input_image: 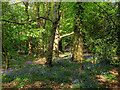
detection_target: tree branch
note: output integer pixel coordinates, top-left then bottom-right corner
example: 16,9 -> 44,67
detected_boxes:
2,16 -> 52,25
60,32 -> 74,39
2,19 -> 26,25
37,17 -> 52,22
56,2 -> 61,23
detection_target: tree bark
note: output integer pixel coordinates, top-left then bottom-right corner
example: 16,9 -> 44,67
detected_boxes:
53,29 -> 60,60
53,31 -> 74,59
72,26 -> 84,62
46,22 -> 57,67
3,42 -> 8,70
46,2 -> 60,67
23,2 -> 32,55
28,36 -> 33,55
72,2 -> 84,63
59,39 -> 63,52
35,3 -> 42,57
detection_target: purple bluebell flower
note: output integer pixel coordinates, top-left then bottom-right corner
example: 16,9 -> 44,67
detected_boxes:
73,79 -> 79,83
107,72 -> 109,74
14,76 -> 16,78
61,83 -> 64,86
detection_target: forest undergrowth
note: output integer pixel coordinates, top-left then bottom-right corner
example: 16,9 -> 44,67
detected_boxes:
2,53 -> 120,89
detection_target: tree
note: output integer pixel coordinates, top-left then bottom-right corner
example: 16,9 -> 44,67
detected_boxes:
52,28 -> 74,60
46,2 -> 61,67
72,2 -> 84,62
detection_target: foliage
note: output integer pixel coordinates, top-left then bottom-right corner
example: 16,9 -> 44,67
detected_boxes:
83,2 -> 118,64
2,2 -> 120,88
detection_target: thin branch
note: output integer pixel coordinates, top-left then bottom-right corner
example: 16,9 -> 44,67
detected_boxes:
56,2 -> 61,23
2,19 -> 26,25
60,32 -> 74,39
2,16 -> 52,25
37,17 -> 52,22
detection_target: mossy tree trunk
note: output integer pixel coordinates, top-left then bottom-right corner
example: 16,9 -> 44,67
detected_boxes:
2,26 -> 9,70
3,43 -> 8,70
72,26 -> 84,62
72,2 -> 84,62
46,2 -> 61,67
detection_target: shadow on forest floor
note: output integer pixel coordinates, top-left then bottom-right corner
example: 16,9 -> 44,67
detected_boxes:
2,53 -> 120,89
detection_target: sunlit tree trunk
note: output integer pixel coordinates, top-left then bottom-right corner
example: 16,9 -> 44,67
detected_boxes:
46,23 -> 57,66
72,2 -> 84,62
53,29 -> 74,60
46,2 -> 61,67
72,26 -> 84,62
53,29 -> 60,60
28,36 -> 33,55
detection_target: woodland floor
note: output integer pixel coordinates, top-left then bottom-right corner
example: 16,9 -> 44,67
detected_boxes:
1,52 -> 120,89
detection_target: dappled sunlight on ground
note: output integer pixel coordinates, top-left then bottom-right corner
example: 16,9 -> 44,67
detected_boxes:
2,53 -> 120,88
31,57 -> 47,65
95,68 -> 120,88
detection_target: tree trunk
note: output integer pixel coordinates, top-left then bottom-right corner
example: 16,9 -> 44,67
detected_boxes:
46,2 -> 60,67
2,34 -> 9,70
72,2 -> 84,62
53,30 -> 74,59
53,29 -> 60,60
28,36 -> 33,55
2,23 -> 9,70
3,43 -> 9,70
72,26 -> 84,62
23,2 -> 32,55
46,2 -> 58,67
46,23 -> 57,67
